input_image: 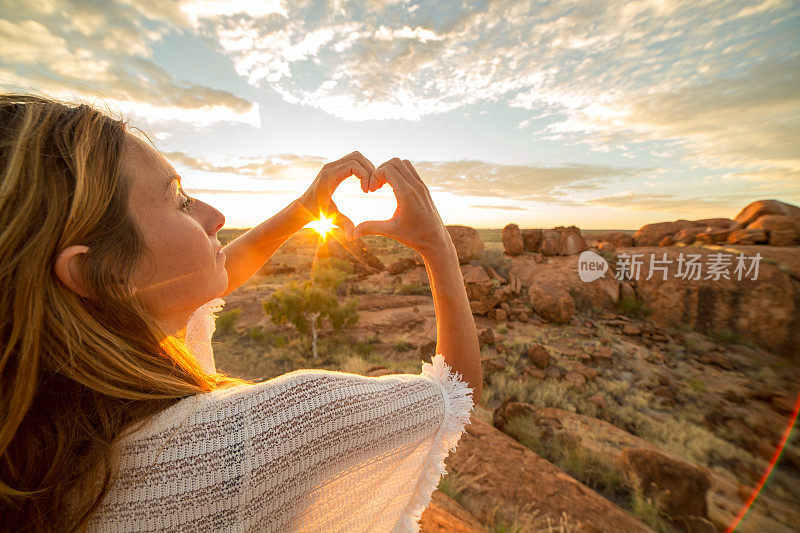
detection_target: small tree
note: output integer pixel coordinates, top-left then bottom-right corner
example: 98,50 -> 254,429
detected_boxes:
263,257 -> 359,359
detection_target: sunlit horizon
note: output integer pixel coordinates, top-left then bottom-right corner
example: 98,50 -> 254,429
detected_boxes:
1,1 -> 797,230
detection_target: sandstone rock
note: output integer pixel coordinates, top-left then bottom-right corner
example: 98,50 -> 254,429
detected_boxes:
523,366 -> 547,379
419,340 -> 437,358
673,227 -> 706,244
387,257 -> 416,275
584,232 -> 634,248
564,371 -> 587,387
562,360 -> 599,381
510,254 -> 619,311
485,267 -> 506,283
539,229 -> 561,256
695,229 -> 732,245
478,328 -> 495,347
619,281 -> 635,301
619,448 -> 711,521
528,283 -> 575,324
494,308 -> 507,322
447,417 -> 654,532
597,241 -> 615,253
769,228 -> 800,246
462,265 -> 506,315
622,323 -> 642,336
693,218 -> 734,230
521,228 -> 542,251
481,357 -> 506,377
658,235 -> 674,246
419,491 -> 486,532
544,366 -> 562,379
734,199 -> 800,228
461,264 -> 491,284
502,224 -> 524,256
446,225 -> 485,264
518,311 -> 528,322
555,225 -> 588,256
526,344 -> 551,368
588,393 -> 608,410
633,220 -> 698,246
726,228 -> 768,245
631,247 -> 800,357
748,214 -> 800,233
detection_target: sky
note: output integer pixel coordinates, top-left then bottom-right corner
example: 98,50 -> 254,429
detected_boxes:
1,0 -> 798,230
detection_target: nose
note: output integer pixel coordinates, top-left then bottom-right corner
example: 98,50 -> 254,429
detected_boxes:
197,198 -> 225,235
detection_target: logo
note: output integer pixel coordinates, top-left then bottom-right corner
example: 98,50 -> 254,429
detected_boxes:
578,250 -> 609,282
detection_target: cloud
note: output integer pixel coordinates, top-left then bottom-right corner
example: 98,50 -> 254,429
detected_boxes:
0,1 -> 258,126
164,150 -> 644,201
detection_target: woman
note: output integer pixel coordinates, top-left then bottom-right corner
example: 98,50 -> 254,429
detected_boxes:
0,93 -> 482,532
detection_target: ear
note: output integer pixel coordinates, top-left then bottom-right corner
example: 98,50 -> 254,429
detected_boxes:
54,245 -> 92,298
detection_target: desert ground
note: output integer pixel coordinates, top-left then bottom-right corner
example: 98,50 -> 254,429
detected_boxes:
212,199 -> 800,533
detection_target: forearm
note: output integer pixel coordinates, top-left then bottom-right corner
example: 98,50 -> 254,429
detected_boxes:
422,244 -> 483,403
220,199 -> 311,297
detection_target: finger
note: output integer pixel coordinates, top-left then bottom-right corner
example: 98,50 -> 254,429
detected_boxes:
402,159 -> 427,190
329,200 -> 355,239
352,218 -> 395,240
325,160 -> 371,193
370,163 -> 415,199
376,158 -> 420,196
327,151 -> 375,177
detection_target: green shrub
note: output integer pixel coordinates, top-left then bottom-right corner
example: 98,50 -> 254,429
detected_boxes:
215,309 -> 242,336
392,339 -> 414,352
396,283 -> 431,296
614,296 -> 652,319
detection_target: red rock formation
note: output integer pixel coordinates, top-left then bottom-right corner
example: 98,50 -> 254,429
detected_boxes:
446,225 -> 485,264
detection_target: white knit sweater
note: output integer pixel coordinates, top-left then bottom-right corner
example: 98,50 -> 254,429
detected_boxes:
86,298 -> 475,532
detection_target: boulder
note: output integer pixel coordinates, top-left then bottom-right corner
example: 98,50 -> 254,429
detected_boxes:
493,403 -> 800,533
521,228 -> 542,251
540,229 -> 561,256
631,246 -> 800,357
462,265 -> 505,315
564,371 -> 587,388
526,344 -> 551,368
769,229 -> 800,246
584,232 -> 634,248
509,254 -> 620,311
501,224 -> 524,256
673,227 -> 706,244
734,199 -> 800,228
633,220 -> 698,246
695,229 -> 732,245
748,214 -> 800,233
528,283 -> 575,324
619,448 -> 711,521
555,225 -> 588,256
446,225 -> 485,264
419,491 -> 486,532
693,218 -> 733,230
445,417 -> 655,532
387,257 -> 416,275
726,228 -> 768,245
658,235 -> 674,247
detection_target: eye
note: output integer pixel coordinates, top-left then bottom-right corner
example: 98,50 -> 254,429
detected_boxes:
178,190 -> 197,213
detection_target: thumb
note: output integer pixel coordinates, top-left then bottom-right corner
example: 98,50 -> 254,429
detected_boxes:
351,219 -> 392,240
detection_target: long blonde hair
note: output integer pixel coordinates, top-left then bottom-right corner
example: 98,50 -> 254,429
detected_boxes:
0,93 -> 251,531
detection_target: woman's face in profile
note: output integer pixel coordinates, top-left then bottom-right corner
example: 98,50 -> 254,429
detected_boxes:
122,133 -> 227,333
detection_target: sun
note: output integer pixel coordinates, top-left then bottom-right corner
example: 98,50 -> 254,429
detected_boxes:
308,212 -> 336,239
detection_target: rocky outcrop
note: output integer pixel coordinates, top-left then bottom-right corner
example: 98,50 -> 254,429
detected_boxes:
556,225 -> 588,256
584,231 -> 635,248
733,199 -> 800,229
501,224 -> 524,256
624,246 -> 800,357
509,253 -> 620,311
445,417 -> 655,532
619,448 -> 711,521
491,403 -> 800,533
419,491 -> 486,532
528,283 -> 575,324
462,265 -> 508,315
521,229 -> 542,251
446,225 -> 485,264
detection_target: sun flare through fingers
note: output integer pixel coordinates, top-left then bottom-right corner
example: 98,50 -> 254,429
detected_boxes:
308,212 -> 336,240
